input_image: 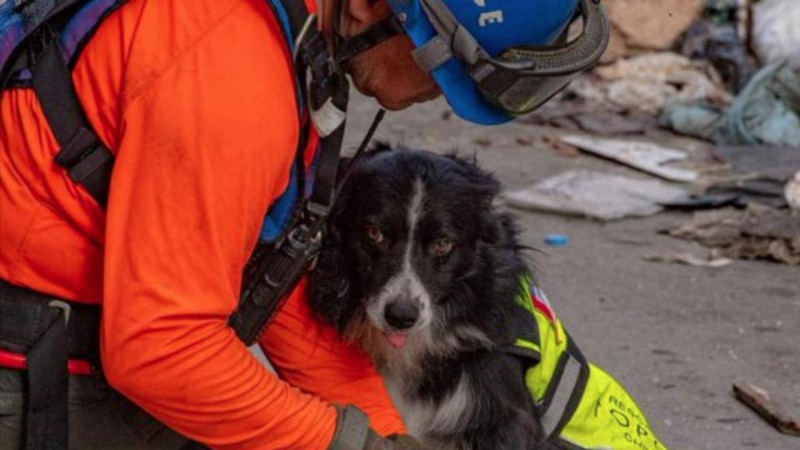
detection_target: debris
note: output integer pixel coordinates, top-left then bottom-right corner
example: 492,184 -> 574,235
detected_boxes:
523,99 -> 655,135
714,145 -> 800,183
660,63 -> 800,147
752,0 -> 800,70
602,0 -> 703,56
659,102 -> 724,141
787,172 -> 800,210
474,137 -> 492,148
680,20 -> 756,92
706,179 -> 787,209
583,52 -> 732,115
545,234 -> 570,247
560,134 -> 699,182
570,112 -> 654,136
541,134 -> 580,157
514,135 -> 534,146
716,63 -> 800,147
661,193 -> 747,211
701,144 -> 800,208
504,170 -> 688,221
644,252 -> 732,268
733,381 -> 800,436
523,100 -> 615,130
702,0 -> 740,23
666,205 -> 800,265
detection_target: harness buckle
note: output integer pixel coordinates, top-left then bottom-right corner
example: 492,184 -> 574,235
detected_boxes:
305,200 -> 331,219
48,300 -> 71,325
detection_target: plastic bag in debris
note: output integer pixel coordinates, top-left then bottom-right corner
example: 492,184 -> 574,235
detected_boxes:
717,63 -> 800,146
752,0 -> 800,70
660,102 -> 723,141
660,63 -> 800,146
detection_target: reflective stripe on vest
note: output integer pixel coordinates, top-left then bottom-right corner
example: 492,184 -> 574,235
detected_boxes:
514,278 -> 669,450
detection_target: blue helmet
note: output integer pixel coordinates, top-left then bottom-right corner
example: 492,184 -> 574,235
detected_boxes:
384,0 -> 610,124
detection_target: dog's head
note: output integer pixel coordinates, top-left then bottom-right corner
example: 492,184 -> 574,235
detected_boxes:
311,147 -> 525,364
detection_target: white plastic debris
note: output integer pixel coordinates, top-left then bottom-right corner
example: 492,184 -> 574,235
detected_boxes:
560,134 -> 700,182
753,0 -> 800,69
786,171 -> 800,210
504,170 -> 688,221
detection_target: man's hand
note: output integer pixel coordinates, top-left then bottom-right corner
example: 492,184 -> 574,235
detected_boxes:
329,405 -> 428,450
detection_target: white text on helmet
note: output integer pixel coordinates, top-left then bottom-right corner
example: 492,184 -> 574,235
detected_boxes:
472,0 -> 504,27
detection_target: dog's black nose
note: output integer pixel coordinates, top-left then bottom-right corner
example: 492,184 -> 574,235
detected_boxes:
384,301 -> 420,330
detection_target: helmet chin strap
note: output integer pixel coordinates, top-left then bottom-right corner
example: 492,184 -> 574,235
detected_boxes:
334,16 -> 404,63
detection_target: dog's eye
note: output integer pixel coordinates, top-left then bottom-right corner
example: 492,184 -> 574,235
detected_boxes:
431,237 -> 454,257
365,226 -> 385,244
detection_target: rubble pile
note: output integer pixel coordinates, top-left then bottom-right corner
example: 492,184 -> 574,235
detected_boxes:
509,0 -> 800,266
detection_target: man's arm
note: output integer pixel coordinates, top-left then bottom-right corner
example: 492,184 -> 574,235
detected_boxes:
261,278 -> 407,437
99,1 -> 338,447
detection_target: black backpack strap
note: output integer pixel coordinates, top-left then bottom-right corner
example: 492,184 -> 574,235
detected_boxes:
1,0 -> 85,89
29,26 -> 114,207
277,0 -> 310,40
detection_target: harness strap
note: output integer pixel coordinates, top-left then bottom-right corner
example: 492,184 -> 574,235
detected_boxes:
24,306 -> 69,450
0,280 -> 101,450
540,339 -> 590,444
229,108 -> 385,345
30,27 -> 114,207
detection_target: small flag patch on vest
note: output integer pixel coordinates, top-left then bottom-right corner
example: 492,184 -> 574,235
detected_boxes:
531,285 -> 557,325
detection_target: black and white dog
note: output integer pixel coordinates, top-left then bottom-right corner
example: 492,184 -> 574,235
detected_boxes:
310,146 -> 544,449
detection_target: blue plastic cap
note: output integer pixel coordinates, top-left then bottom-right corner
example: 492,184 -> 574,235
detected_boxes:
387,0 -> 579,125
545,233 -> 570,247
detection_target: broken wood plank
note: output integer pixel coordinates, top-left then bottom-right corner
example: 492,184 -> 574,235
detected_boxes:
733,381 -> 800,436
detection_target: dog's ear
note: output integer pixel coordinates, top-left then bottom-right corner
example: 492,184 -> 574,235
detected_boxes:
309,227 -> 353,331
446,153 -> 501,198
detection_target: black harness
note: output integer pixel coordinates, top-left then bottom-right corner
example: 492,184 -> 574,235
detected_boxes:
0,0 -> 395,448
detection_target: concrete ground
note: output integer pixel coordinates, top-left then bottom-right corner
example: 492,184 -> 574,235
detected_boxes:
342,93 -> 800,450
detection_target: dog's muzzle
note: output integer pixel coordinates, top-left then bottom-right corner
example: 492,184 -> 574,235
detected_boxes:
384,300 -> 421,330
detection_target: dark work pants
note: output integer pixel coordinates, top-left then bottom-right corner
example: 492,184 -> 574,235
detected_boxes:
0,368 -> 197,450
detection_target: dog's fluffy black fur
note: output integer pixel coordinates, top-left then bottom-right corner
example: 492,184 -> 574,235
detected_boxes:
310,146 -> 543,449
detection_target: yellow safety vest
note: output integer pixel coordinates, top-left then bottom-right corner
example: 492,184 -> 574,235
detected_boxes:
508,278 -> 669,450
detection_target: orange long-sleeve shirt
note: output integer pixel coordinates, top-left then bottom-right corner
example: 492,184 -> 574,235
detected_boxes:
0,0 -> 405,447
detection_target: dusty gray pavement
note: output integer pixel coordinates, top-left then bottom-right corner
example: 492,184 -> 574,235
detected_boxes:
342,92 -> 800,450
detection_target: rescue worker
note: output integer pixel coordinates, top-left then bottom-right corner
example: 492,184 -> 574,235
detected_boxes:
0,0 -> 609,449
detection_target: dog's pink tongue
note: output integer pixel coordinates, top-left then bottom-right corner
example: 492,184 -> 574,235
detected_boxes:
385,333 -> 408,348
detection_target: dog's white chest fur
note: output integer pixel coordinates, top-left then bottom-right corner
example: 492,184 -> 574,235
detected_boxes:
384,371 -> 474,446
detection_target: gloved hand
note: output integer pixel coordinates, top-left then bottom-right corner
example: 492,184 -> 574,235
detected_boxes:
328,405 -> 428,450
363,432 -> 426,450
